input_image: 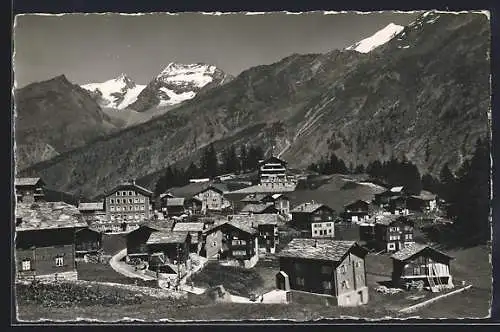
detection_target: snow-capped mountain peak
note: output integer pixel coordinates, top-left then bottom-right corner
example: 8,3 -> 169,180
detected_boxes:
346,22 -> 404,53
157,62 -> 218,88
81,73 -> 146,110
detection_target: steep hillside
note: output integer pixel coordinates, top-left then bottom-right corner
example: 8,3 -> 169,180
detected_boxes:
14,75 -> 118,170
20,12 -> 490,198
280,12 -> 490,174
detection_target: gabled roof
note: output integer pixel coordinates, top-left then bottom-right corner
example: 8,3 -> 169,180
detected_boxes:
159,192 -> 175,199
271,193 -> 288,200
241,193 -> 268,203
390,186 -> 405,193
166,197 -> 185,207
374,215 -> 411,226
409,191 -> 437,201
15,202 -> 87,231
391,243 -> 453,261
211,220 -> 258,235
146,231 -> 189,245
15,177 -> 44,187
173,222 -> 205,232
291,202 -> 333,214
78,202 -> 104,211
240,203 -> 276,214
105,182 -> 153,197
345,199 -> 370,209
278,239 -> 365,262
228,213 -> 282,226
260,156 -> 288,165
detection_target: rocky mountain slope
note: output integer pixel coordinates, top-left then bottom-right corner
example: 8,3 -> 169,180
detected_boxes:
20,12 -> 490,198
14,75 -> 118,170
127,63 -> 234,112
81,73 -> 146,110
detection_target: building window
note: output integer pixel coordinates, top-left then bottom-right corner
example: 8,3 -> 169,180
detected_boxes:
296,277 -> 305,286
232,240 -> 246,246
232,250 -> 246,256
328,229 -> 332,233
213,241 -> 217,247
128,199 -> 132,204
388,243 -> 396,250
110,199 -> 115,204
134,198 -> 139,203
116,192 -> 121,196
116,198 -> 121,204
129,191 -> 133,196
405,234 -> 413,240
314,230 -> 318,235
355,261 -> 362,268
339,265 -> 346,274
322,281 -> 332,290
321,265 -> 333,274
110,206 -> 115,212
21,259 -> 31,271
116,206 -> 121,212
55,256 -> 64,267
342,280 -> 350,289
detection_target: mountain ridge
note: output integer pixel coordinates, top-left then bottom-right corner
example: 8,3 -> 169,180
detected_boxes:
18,12 -> 490,198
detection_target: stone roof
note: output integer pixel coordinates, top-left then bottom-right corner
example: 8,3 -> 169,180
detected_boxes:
15,201 -> 87,231
228,213 -> 282,226
291,202 -> 332,214
241,193 -> 268,203
15,177 -> 43,187
391,243 -> 453,261
146,231 -> 189,245
172,222 -> 205,232
105,182 -> 153,197
240,203 -> 275,213
166,197 -> 185,207
78,202 -> 104,211
390,186 -> 405,193
278,239 -> 358,262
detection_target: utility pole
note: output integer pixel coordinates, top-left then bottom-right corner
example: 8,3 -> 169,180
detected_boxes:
177,244 -> 181,288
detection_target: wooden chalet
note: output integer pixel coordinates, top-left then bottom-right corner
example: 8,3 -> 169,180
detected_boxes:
103,181 -> 153,223
185,197 -> 203,215
172,222 -> 205,253
373,186 -> 406,208
391,244 -> 454,292
277,239 -> 369,306
406,191 -> 438,212
75,228 -> 102,259
291,202 -> 336,232
15,202 -> 88,281
162,197 -> 186,217
228,214 -> 282,254
125,222 -> 174,261
373,215 -> 415,252
208,219 -> 259,268
78,202 -> 106,223
240,202 -> 279,215
388,196 -> 410,216
146,231 -> 191,265
194,184 -> 232,213
15,177 -> 45,203
343,200 -> 371,223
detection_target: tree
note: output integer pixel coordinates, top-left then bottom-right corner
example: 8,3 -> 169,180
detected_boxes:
200,143 -> 218,178
185,162 -> 200,180
439,163 -> 456,202
422,173 -> 439,193
239,144 -> 248,172
354,164 -> 365,174
223,145 -> 240,174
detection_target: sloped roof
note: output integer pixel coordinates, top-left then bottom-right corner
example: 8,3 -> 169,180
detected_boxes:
260,156 -> 288,165
228,213 -> 282,226
15,177 -> 43,187
173,222 -> 205,232
166,197 -> 185,207
230,183 -> 297,194
271,193 -> 288,200
78,202 -> 104,211
391,243 -> 453,261
374,215 -> 403,226
105,182 -> 153,197
345,199 -> 370,209
410,191 -> 437,201
278,239 -> 360,262
291,202 -> 332,214
241,193 -> 268,203
390,186 -> 405,193
159,192 -> 175,199
15,201 -> 87,231
240,203 -> 276,214
211,220 -> 257,235
146,231 -> 189,245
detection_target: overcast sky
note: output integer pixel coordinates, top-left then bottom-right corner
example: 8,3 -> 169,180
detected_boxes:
13,11 -> 420,87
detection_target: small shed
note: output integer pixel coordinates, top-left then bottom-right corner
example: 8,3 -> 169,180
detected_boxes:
276,270 -> 290,291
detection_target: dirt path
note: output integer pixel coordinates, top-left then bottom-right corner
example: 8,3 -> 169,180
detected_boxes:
109,249 -> 155,281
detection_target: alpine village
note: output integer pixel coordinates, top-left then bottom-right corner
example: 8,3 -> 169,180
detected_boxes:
13,11 -> 492,321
